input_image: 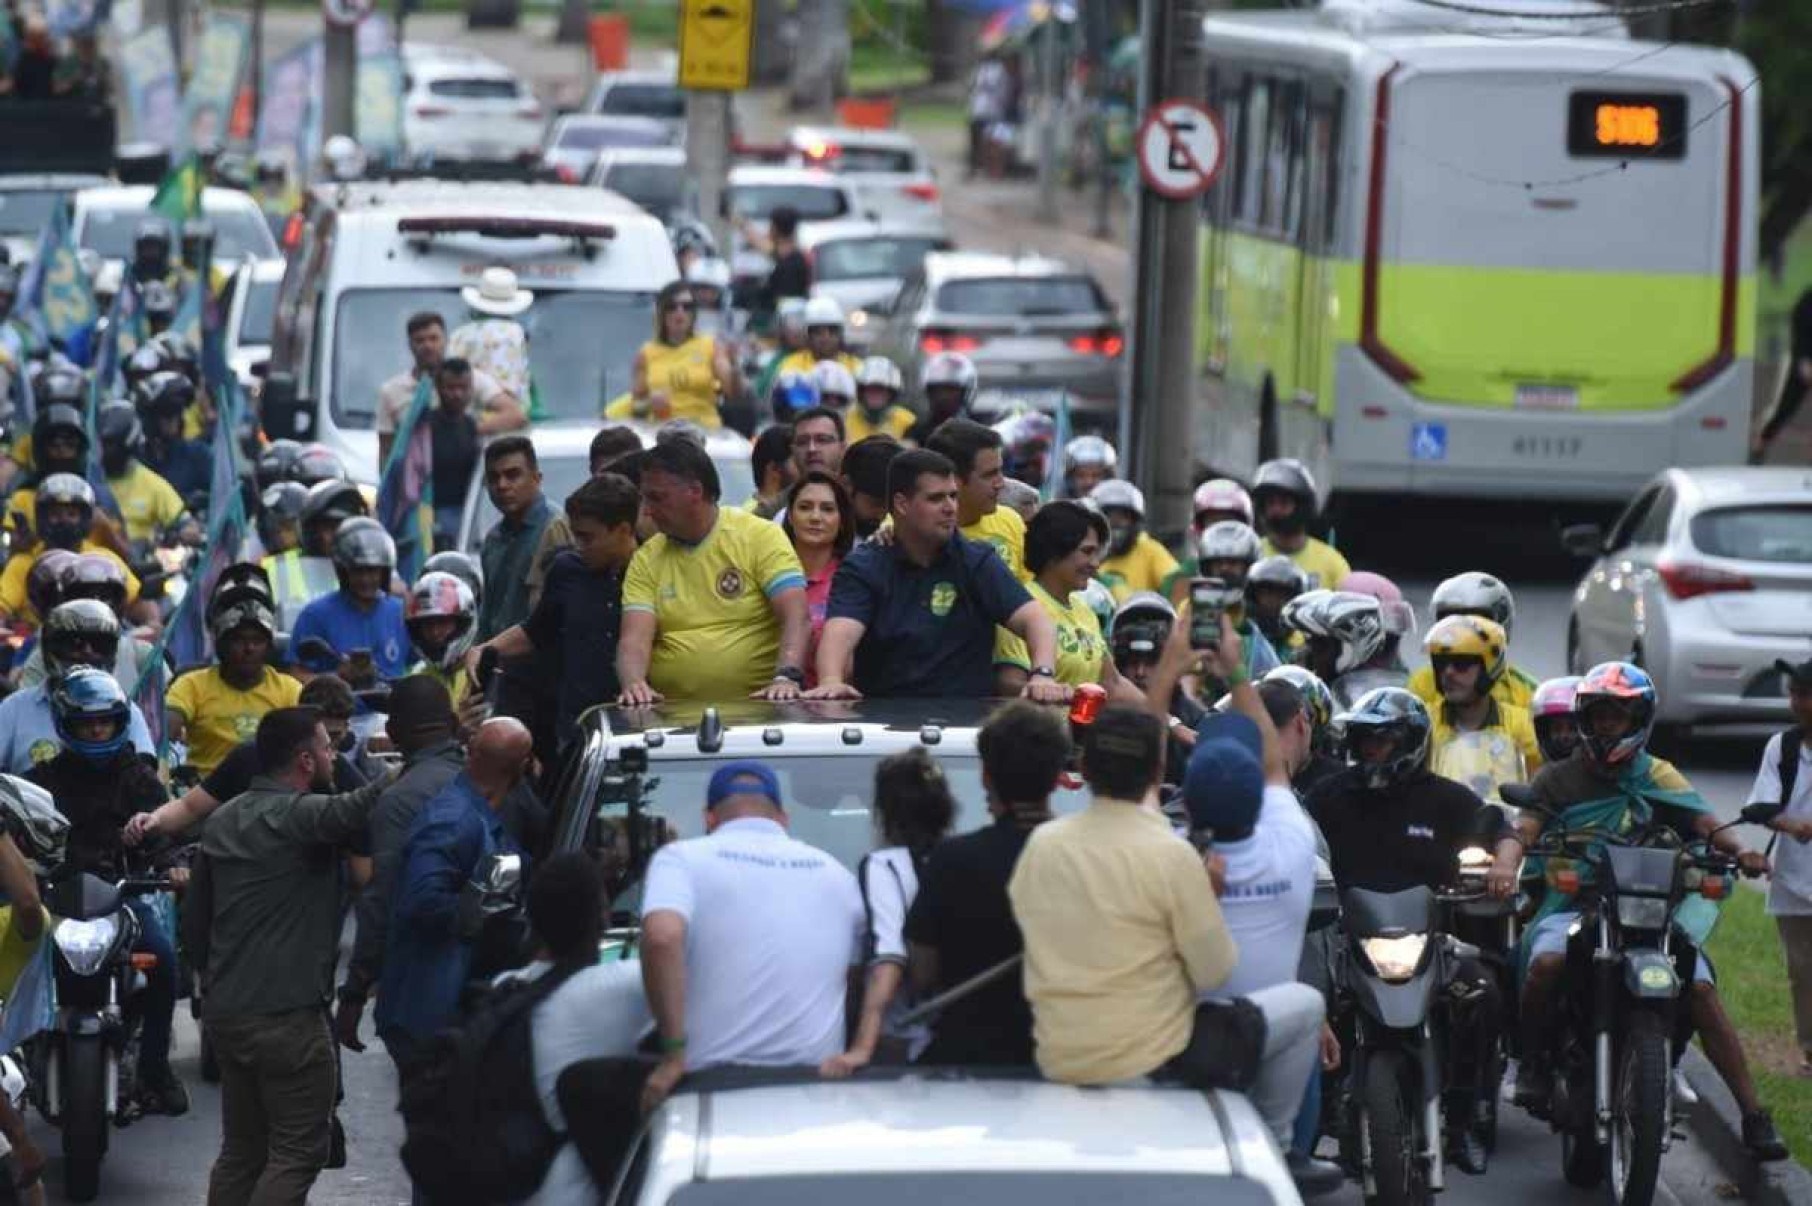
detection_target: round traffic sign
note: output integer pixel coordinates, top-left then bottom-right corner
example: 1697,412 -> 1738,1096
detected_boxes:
1136,100 -> 1225,200
322,0 -> 373,26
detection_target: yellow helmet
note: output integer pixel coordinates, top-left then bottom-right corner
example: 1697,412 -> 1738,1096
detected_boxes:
1423,614 -> 1508,688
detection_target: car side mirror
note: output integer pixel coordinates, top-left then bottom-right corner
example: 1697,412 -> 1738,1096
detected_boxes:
259,371 -> 312,440
1740,801 -> 1787,826
1560,523 -> 1605,558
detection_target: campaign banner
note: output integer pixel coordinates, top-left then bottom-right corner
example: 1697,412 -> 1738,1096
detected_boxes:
357,51 -> 405,159
118,24 -> 178,145
256,40 -> 317,173
178,11 -> 252,157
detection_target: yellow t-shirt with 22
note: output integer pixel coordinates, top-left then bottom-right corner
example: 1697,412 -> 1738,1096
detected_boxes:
166,666 -> 302,775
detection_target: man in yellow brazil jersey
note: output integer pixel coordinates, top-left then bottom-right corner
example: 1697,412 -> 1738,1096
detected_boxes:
1251,458 -> 1349,590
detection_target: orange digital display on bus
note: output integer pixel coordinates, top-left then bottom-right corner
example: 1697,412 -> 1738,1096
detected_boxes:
1568,91 -> 1686,160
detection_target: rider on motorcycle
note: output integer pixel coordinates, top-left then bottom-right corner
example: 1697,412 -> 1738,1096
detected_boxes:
1246,555 -> 1309,654
1251,459 -> 1349,589
1280,589 -> 1398,708
1305,687 -> 1522,1174
1263,664 -> 1341,794
848,356 -> 916,442
1510,662 -> 1788,1161
1335,571 -> 1415,672
1530,676 -> 1583,764
1090,480 -> 1179,602
405,571 -> 479,706
1059,435 -> 1117,500
1422,615 -> 1541,803
1409,572 -> 1540,712
906,352 -> 978,445
28,667 -> 187,1116
1108,591 -> 1203,772
1171,521 -> 1280,686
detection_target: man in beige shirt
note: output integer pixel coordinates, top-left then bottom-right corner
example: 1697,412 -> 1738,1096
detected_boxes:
377,312 -> 524,467
1010,687 -> 1333,1193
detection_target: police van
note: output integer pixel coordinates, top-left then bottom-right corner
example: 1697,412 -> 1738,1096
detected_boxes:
261,178 -> 678,483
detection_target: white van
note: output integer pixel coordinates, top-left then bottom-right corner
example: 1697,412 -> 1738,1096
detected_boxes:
262,179 -> 677,484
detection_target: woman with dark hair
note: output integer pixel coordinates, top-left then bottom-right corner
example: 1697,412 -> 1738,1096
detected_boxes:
824,748 -> 956,1076
780,470 -> 854,687
997,501 -> 1143,700
620,280 -> 737,427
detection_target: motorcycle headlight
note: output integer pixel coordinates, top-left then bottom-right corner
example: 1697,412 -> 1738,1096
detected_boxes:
1616,895 -> 1671,932
52,916 -> 120,977
1360,933 -> 1429,984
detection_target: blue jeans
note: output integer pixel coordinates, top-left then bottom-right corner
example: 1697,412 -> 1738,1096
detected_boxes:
126,897 -> 177,1074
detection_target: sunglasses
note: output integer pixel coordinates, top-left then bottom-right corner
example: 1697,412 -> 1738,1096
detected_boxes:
664,300 -> 697,313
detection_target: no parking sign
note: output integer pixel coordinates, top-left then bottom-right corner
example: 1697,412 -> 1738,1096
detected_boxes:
1136,100 -> 1225,200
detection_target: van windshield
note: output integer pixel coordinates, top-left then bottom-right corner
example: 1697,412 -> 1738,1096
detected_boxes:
330,288 -> 655,428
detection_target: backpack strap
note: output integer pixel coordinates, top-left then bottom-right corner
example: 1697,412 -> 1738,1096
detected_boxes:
1782,729 -> 1802,811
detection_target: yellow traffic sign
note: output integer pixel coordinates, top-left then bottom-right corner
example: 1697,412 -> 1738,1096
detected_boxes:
678,0 -> 753,91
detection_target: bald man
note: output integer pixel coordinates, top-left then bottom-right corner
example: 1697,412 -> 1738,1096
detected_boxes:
377,715 -> 535,1070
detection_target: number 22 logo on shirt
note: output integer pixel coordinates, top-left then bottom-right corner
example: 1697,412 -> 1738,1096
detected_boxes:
929,582 -> 956,617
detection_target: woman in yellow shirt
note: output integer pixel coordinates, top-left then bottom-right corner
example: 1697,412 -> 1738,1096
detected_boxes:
996,500 -> 1144,701
626,281 -> 738,428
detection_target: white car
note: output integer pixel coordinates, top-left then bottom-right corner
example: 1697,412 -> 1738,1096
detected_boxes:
402,56 -> 544,164
541,115 -> 676,181
589,147 -> 694,226
802,221 -> 952,348
0,173 -> 107,266
71,185 -> 279,276
784,125 -> 944,227
1564,467 -> 1812,730
584,68 -> 686,136
612,1072 -> 1303,1206
225,257 -> 285,396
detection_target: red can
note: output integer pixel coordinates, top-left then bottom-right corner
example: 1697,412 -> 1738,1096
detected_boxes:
1068,682 -> 1108,727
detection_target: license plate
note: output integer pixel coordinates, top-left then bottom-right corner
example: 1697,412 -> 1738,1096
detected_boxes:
1515,383 -> 1579,411
1510,435 -> 1583,458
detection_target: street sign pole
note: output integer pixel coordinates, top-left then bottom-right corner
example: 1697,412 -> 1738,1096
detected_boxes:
1125,0 -> 1214,545
680,0 -> 754,264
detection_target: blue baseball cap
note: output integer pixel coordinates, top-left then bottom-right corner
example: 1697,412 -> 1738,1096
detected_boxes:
1183,713 -> 1265,842
706,759 -> 784,809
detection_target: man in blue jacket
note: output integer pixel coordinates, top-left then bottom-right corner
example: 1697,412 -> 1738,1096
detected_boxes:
376,716 -> 534,1073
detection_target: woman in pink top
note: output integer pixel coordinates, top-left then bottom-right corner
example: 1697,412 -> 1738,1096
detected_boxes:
781,470 -> 855,687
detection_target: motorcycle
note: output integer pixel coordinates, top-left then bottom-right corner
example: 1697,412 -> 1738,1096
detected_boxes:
1330,852 -> 1497,1206
29,863 -> 177,1202
1504,786 -> 1782,1206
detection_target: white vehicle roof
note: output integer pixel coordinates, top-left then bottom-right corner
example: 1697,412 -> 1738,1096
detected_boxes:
594,146 -> 688,169
788,125 -> 922,154
726,165 -> 855,191
799,218 -> 949,246
74,184 -> 265,216
407,55 -> 524,84
921,249 -> 1079,281
1658,466 -> 1812,510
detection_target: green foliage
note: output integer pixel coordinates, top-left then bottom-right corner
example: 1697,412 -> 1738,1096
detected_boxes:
1704,887 -> 1809,1160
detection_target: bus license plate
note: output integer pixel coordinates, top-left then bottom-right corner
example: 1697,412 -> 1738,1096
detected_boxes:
1515,384 -> 1579,411
1511,435 -> 1583,459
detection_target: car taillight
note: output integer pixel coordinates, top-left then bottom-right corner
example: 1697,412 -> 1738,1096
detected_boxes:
553,164 -> 578,184
412,104 -> 451,119
1657,556 -> 1752,600
801,139 -> 839,164
920,330 -> 981,355
1068,328 -> 1125,357
903,181 -> 940,202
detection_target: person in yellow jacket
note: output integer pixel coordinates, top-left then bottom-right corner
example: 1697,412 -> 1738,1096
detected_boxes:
1408,571 -> 1540,712
614,279 -> 738,428
1089,479 -> 1178,603
848,355 -> 917,442
774,295 -> 861,378
1423,614 -> 1541,804
1251,457 -> 1349,590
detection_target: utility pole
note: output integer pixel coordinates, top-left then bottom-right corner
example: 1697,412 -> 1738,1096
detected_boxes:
1125,0 -> 1209,543
322,14 -> 357,143
1036,19 -> 1059,223
688,93 -> 733,258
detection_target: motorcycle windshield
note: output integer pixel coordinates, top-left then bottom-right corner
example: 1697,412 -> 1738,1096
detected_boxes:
1605,845 -> 1680,897
1430,729 -> 1527,806
1340,885 -> 1435,938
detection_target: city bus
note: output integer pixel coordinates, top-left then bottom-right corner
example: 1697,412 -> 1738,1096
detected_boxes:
1192,1 -> 1760,512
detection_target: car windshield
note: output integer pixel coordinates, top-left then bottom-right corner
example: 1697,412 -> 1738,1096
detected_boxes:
428,76 -> 521,100
468,451 -> 756,543
80,203 -> 278,263
0,189 -> 63,236
813,236 -> 945,282
936,276 -> 1107,316
597,82 -> 684,120
599,751 -> 1088,875
727,184 -> 849,222
1690,504 -> 1812,563
329,287 -> 654,429
667,1172 -> 1272,1206
561,122 -> 669,150
602,164 -> 689,216
236,275 -> 280,346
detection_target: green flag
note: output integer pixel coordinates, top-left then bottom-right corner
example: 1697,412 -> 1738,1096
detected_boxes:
150,158 -> 204,224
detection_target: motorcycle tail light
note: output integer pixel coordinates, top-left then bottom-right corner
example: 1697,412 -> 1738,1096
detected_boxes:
1550,865 -> 1581,895
1700,875 -> 1729,901
130,952 -> 159,972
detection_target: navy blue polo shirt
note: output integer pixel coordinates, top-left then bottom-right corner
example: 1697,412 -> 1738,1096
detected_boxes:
828,534 -> 1031,697
523,550 -> 623,750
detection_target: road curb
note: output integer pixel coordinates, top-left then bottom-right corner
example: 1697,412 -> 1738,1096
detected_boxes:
1679,1046 -> 1812,1204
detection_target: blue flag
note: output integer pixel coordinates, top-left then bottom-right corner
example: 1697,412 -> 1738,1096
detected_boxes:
162,378 -> 247,678
17,199 -> 98,368
376,377 -> 436,583
1041,389 -> 1074,503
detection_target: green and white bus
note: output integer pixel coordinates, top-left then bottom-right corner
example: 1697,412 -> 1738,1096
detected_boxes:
1193,3 -> 1759,508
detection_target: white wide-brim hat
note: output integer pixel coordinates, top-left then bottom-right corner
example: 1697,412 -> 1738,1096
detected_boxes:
460,266 -> 534,317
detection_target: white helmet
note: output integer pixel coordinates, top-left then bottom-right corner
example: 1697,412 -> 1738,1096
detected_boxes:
922,351 -> 978,411
685,255 -> 732,293
0,774 -> 68,872
1281,589 -> 1386,676
776,296 -> 809,332
1429,571 -> 1516,637
1088,478 -> 1145,519
1197,521 -> 1262,569
322,134 -> 365,181
811,359 -> 856,403
1062,435 -> 1118,476
1192,478 -> 1254,527
802,295 -> 846,333
854,355 -> 903,394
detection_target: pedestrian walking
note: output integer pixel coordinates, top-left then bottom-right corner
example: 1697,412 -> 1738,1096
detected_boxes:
1753,657 -> 1812,1074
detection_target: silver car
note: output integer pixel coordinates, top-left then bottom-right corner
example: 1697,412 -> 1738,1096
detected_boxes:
611,1071 -> 1303,1205
873,251 -> 1125,423
802,222 -> 952,350
1563,467 -> 1812,728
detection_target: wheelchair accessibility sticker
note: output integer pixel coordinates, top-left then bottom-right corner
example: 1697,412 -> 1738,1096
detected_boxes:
1410,422 -> 1448,462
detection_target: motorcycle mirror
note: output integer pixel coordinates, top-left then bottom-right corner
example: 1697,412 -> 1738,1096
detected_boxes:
1739,801 -> 1786,826
1499,783 -> 1547,816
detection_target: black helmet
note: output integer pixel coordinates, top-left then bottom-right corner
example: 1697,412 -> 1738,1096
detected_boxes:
25,550 -> 78,621
1338,687 -> 1432,791
332,516 -> 397,576
258,481 -> 307,549
210,598 -> 276,648
62,553 -> 129,614
290,444 -> 348,489
149,331 -> 199,381
207,562 -> 276,625
33,473 -> 95,551
31,362 -> 86,409
31,403 -> 89,469
122,342 -> 170,390
301,478 -> 366,532
132,217 -> 173,268
420,550 -> 484,605
180,218 -> 216,264
1108,591 -> 1177,665
41,598 -> 121,680
141,279 -> 179,324
97,400 -> 144,473
1250,458 -> 1319,538
131,369 -> 196,422
255,439 -> 304,491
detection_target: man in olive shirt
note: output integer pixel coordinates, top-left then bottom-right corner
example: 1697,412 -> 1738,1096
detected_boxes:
185,707 -> 389,1206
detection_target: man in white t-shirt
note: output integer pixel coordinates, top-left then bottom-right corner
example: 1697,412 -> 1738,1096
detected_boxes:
1752,657 -> 1812,1073
377,311 -> 521,467
638,759 -> 864,1113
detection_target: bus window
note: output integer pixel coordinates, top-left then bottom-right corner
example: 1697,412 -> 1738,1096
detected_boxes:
1237,79 -> 1270,227
1263,81 -> 1301,236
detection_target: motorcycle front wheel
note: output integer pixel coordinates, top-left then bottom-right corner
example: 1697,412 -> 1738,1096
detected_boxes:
1606,1012 -> 1670,1206
60,1036 -> 109,1202
1361,1048 -> 1432,1206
